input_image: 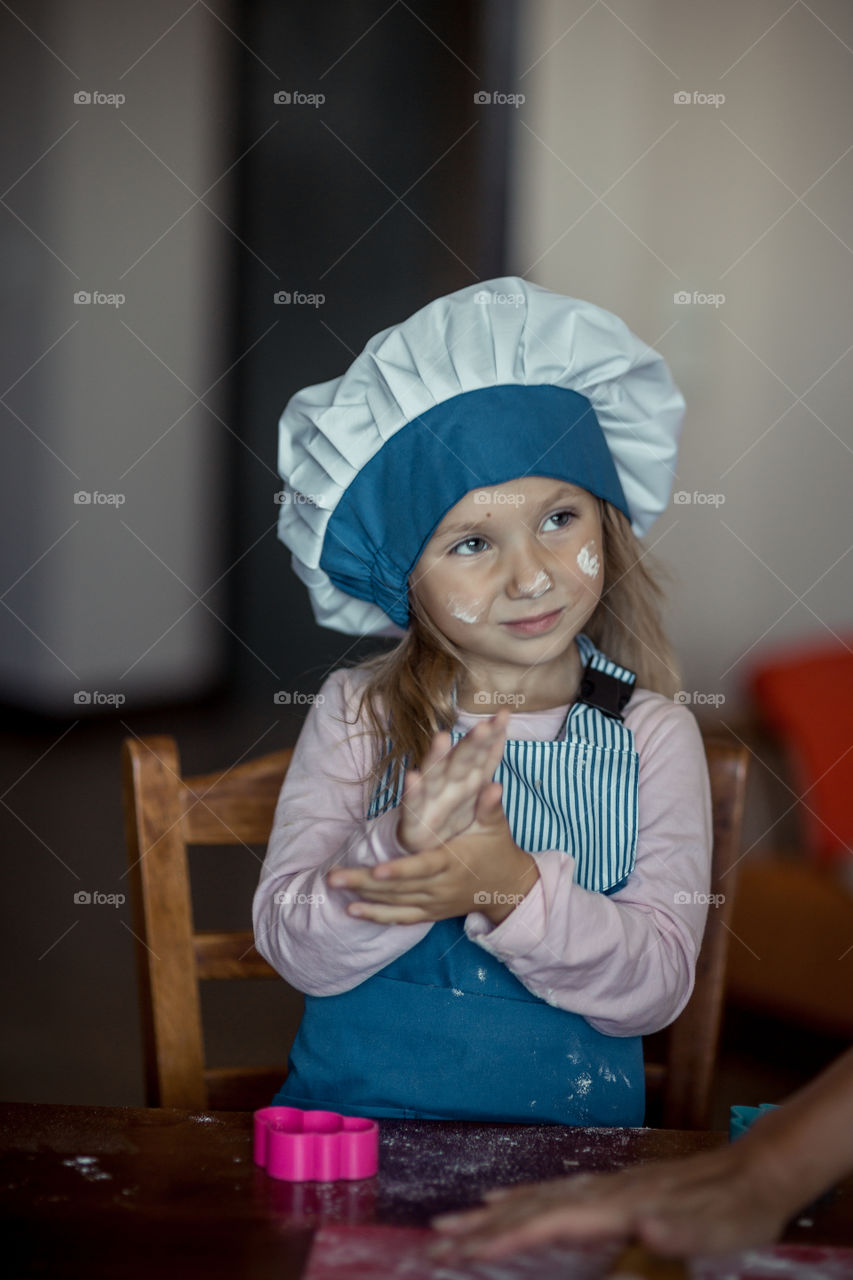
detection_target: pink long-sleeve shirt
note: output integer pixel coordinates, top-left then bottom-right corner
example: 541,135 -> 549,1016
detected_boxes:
252,666 -> 713,1037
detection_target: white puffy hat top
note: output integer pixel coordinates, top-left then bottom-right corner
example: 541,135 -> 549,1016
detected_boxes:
276,276 -> 685,637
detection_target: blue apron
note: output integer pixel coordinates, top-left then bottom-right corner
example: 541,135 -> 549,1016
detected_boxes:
272,633 -> 644,1125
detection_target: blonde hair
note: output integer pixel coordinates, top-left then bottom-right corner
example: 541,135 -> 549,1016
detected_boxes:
337,498 -> 681,808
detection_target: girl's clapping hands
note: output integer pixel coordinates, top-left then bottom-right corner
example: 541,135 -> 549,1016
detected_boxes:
327,710 -> 538,925
395,710 -> 510,854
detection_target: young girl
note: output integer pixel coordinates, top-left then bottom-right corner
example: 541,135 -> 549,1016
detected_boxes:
252,276 -> 713,1127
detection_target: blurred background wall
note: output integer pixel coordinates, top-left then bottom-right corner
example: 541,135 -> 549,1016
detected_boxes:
0,0 -> 231,713
1,0 -> 851,1112
508,0 -> 853,703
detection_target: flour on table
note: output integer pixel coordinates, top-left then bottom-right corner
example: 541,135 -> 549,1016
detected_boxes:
61,1156 -> 111,1182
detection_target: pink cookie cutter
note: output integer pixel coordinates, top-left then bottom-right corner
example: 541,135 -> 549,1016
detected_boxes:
253,1106 -> 379,1182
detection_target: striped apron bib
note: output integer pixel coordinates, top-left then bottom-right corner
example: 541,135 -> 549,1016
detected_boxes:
272,632 -> 644,1125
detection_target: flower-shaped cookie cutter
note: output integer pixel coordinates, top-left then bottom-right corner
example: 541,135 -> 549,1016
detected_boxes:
253,1106 -> 379,1181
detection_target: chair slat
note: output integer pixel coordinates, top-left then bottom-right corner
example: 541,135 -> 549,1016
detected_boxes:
180,749 -> 293,845
204,1065 -> 288,1112
194,931 -> 279,980
660,738 -> 749,1129
122,736 -> 208,1111
643,1062 -> 666,1090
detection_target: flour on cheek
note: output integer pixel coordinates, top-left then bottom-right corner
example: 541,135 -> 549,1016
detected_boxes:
576,540 -> 601,579
446,593 -> 486,624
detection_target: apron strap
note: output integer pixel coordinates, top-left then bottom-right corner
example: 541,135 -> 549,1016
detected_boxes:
368,633 -> 638,816
574,633 -> 636,723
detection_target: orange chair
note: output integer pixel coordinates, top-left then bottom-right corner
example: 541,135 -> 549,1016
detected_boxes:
725,635 -> 853,1035
749,634 -> 853,868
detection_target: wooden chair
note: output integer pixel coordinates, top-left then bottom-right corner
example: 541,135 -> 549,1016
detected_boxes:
122,733 -> 748,1125
645,736 -> 749,1128
122,736 -> 293,1112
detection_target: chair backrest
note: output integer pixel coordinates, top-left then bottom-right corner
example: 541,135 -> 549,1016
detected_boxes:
122,733 -> 748,1123
652,736 -> 749,1128
122,735 -> 293,1111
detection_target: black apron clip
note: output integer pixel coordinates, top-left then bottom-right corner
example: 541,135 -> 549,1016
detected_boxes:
577,662 -> 634,722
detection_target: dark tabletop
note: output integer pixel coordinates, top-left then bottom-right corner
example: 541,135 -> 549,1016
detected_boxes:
1,1102 -> 851,1279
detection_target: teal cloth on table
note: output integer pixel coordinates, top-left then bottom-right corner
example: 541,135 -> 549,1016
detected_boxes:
729,1102 -> 779,1141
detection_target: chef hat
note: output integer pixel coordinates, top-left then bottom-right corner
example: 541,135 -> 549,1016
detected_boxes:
276,276 -> 685,637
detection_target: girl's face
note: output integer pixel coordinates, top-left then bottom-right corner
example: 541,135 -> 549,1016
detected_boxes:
410,476 -> 604,684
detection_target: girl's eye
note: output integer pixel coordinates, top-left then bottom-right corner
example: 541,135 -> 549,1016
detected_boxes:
542,508 -> 577,531
448,510 -> 578,554
449,536 -> 489,556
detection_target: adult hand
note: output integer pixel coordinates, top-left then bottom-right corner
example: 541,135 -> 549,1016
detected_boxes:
430,1144 -> 794,1262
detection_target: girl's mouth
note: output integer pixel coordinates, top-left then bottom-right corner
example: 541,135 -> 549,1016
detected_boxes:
500,608 -> 564,636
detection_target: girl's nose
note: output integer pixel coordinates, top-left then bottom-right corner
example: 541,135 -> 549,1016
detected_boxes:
505,548 -> 553,600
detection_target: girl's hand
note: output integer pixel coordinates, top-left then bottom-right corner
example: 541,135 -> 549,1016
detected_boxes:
326,761 -> 539,925
395,710 -> 510,855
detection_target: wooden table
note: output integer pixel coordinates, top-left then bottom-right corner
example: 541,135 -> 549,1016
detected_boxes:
2,1102 -> 851,1279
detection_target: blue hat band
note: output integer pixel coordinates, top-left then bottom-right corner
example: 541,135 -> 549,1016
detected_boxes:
319,383 -> 629,629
